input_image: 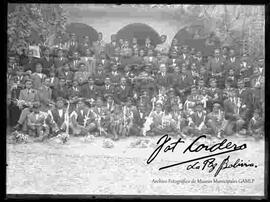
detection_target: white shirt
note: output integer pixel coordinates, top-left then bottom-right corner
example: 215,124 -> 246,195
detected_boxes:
37,73 -> 43,79
197,112 -> 203,118
58,109 -> 63,118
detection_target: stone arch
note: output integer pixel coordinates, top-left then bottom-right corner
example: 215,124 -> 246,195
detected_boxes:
65,22 -> 99,44
172,24 -> 221,56
116,23 -> 161,46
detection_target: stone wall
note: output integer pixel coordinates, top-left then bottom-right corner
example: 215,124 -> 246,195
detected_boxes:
64,5 -> 193,44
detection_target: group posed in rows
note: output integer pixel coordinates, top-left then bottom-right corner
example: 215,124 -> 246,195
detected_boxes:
7,32 -> 265,141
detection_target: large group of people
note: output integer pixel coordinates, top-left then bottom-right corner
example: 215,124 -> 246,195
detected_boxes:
7,31 -> 265,142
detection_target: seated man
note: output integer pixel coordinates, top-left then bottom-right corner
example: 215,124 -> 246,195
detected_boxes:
248,108 -> 264,138
26,102 -> 50,141
223,90 -> 245,135
206,102 -> 226,138
146,101 -> 166,136
69,98 -> 97,136
13,79 -> 39,132
183,102 -> 207,136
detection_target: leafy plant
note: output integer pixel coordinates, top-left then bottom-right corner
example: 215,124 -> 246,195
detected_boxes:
8,4 -> 68,55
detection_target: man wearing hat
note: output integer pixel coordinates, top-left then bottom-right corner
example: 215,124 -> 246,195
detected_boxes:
206,102 -> 226,137
155,35 -> 170,55
26,101 -> 50,140
13,79 -> 39,132
23,49 -> 40,73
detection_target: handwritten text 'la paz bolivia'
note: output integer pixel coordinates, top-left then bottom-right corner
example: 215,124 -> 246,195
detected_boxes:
146,135 -> 258,177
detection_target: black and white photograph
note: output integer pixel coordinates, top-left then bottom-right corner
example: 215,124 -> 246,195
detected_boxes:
6,4 -> 266,198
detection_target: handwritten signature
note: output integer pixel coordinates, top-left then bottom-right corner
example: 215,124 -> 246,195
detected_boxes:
147,135 -> 257,176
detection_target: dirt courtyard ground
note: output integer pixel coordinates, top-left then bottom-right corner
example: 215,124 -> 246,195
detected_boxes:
6,134 -> 265,196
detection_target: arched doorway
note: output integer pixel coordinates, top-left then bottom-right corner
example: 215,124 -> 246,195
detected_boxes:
116,23 -> 161,46
173,24 -> 220,56
65,22 -> 99,45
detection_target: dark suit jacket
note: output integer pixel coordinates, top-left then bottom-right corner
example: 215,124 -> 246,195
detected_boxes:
52,86 -> 69,101
115,85 -> 131,104
57,70 -> 74,82
98,85 -> 115,98
155,73 -> 172,88
67,86 -> 82,99
191,112 -> 206,127
80,85 -> 99,100
50,108 -> 67,127
39,56 -> 54,75
53,57 -> 68,69
94,71 -> 106,86
207,57 -> 225,74
175,73 -> 193,93
223,99 -> 237,120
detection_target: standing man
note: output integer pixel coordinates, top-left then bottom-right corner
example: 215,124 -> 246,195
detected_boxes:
93,32 -> 106,57
207,49 -> 225,89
